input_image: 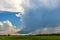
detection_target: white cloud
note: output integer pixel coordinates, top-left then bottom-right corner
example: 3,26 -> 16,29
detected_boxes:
0,0 -> 59,13
29,26 -> 60,35
0,22 -> 3,26
41,27 -> 60,34
0,0 -> 59,17
16,13 -> 23,17
0,0 -> 24,13
0,20 -> 21,35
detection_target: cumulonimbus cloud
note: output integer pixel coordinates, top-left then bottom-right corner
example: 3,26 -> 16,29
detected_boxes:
19,0 -> 60,34
0,0 -> 60,35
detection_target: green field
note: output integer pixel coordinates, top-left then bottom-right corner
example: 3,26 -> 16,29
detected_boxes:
0,35 -> 60,40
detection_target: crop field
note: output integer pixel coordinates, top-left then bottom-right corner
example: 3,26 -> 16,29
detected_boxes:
0,35 -> 60,40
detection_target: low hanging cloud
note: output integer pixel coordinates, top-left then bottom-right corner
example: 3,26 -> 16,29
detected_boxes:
29,26 -> 60,35
0,20 -> 21,35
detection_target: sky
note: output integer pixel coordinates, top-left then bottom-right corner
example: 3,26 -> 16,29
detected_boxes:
0,11 -> 21,27
0,0 -> 60,35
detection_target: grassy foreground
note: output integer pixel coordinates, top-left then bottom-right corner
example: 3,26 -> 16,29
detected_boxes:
0,35 -> 60,40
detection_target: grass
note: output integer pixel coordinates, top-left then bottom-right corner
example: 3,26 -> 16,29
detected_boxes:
0,35 -> 60,40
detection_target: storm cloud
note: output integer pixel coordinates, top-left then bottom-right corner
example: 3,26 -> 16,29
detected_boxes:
0,0 -> 60,34
20,0 -> 60,34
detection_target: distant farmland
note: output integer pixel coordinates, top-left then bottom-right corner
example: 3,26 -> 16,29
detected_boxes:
0,34 -> 60,40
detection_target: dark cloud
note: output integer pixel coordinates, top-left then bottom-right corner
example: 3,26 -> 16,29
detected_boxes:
20,0 -> 60,34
